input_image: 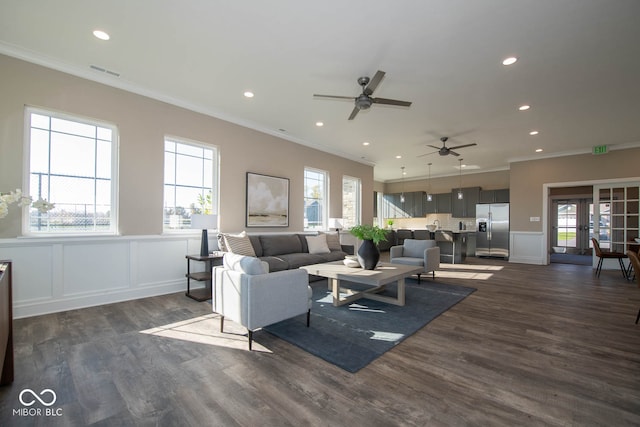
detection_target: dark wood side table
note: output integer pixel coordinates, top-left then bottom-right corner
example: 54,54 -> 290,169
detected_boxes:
0,261 -> 13,385
185,252 -> 224,301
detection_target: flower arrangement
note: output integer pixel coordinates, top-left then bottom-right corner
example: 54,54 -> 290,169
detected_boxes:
0,189 -> 55,219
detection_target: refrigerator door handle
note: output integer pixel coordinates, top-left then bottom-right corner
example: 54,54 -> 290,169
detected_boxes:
488,212 -> 492,240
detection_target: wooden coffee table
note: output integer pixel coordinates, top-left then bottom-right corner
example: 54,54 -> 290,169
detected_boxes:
300,261 -> 423,307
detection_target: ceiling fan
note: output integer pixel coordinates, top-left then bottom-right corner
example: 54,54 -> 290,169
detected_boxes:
418,137 -> 477,157
313,70 -> 412,120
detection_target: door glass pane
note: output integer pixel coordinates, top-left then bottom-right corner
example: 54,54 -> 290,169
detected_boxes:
556,203 -> 577,248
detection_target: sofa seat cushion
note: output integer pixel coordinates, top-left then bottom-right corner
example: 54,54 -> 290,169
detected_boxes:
279,253 -> 327,269
322,250 -> 349,262
260,234 -> 302,256
390,256 -> 425,267
258,256 -> 290,272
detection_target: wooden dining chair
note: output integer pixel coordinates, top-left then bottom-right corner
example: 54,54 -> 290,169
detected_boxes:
591,238 -> 627,278
626,250 -> 640,324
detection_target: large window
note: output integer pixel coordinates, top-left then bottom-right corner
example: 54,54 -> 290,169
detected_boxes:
304,168 -> 327,231
26,108 -> 118,234
342,176 -> 361,228
164,137 -> 218,230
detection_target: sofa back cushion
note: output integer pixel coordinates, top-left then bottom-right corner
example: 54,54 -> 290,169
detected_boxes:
403,239 -> 435,258
323,232 -> 342,251
306,234 -> 330,254
224,233 -> 257,257
260,234 -> 302,256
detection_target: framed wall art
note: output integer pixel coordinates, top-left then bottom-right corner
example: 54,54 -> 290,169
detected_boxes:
246,172 -> 289,227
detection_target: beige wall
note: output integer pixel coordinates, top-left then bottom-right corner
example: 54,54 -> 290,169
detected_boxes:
510,148 -> 640,232
0,54 -> 373,238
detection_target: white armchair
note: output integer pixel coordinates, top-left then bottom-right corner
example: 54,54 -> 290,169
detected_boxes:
213,253 -> 311,350
389,239 -> 440,283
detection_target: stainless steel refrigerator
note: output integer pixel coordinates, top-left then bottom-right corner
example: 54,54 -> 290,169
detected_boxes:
476,203 -> 509,259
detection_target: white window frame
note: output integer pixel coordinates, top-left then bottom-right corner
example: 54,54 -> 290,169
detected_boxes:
163,136 -> 219,233
23,106 -> 119,235
304,167 -> 328,231
342,175 -> 361,229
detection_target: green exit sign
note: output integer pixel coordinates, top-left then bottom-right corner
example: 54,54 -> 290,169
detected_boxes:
592,145 -> 608,155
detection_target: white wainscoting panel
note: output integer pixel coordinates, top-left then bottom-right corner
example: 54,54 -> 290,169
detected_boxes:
509,231 -> 546,265
0,244 -> 54,302
63,242 -> 130,296
0,234 -> 204,318
135,239 -> 189,287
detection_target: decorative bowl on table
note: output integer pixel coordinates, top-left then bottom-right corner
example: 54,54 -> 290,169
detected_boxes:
343,255 -> 361,268
634,238 -> 640,244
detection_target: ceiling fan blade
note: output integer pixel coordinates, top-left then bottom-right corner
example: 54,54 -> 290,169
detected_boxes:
372,97 -> 412,107
364,70 -> 385,95
448,143 -> 477,150
417,151 -> 438,158
313,94 -> 355,100
450,150 -> 461,156
348,106 -> 360,120
427,145 -> 441,150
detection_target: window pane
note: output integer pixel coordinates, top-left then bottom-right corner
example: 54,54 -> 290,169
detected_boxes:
51,117 -> 96,138
304,168 -> 327,230
30,129 -> 50,173
175,154 -> 203,187
96,140 -> 111,179
31,113 -> 50,130
50,133 -> 95,177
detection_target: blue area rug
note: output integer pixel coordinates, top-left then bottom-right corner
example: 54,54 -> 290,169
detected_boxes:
263,278 -> 476,373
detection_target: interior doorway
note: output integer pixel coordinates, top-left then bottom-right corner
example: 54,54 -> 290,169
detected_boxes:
549,187 -> 593,265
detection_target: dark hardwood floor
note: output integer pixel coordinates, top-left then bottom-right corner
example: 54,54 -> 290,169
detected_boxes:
1,257 -> 639,426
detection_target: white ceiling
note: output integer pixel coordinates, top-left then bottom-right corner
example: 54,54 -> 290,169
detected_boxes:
2,0 -> 640,182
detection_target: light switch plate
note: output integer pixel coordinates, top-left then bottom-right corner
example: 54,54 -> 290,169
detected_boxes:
530,216 -> 540,222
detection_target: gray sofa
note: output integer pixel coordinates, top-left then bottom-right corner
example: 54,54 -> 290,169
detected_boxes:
220,233 -> 351,273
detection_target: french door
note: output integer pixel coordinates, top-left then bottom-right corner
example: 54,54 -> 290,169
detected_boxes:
551,198 -> 593,255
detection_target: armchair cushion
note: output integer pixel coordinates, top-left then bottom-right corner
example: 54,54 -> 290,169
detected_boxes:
403,239 -> 436,258
223,253 -> 268,275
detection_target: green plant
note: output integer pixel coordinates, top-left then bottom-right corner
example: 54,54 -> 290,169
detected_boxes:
386,219 -> 394,228
349,224 -> 387,245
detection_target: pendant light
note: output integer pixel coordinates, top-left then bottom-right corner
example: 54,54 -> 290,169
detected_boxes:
400,166 -> 406,203
457,159 -> 464,200
426,162 -> 433,202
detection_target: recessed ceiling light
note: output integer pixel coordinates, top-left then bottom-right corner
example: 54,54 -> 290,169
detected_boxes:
93,30 -> 110,41
395,155 -> 402,159
529,130 -> 539,136
519,105 -> 530,111
362,142 -> 370,146
243,91 -> 254,98
315,121 -> 323,127
536,148 -> 543,152
502,56 -> 518,66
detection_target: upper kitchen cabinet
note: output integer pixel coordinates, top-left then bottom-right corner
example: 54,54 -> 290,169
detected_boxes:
479,188 -> 510,203
424,192 -> 452,214
451,187 -> 480,218
382,191 -> 425,218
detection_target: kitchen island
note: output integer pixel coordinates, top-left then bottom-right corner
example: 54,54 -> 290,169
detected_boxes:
435,230 -> 475,264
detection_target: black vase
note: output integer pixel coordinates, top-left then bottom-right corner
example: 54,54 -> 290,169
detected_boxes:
357,239 -> 380,270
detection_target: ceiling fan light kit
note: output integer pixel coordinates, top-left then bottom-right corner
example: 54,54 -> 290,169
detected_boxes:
313,70 -> 412,120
